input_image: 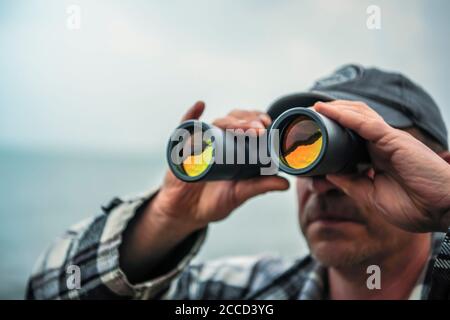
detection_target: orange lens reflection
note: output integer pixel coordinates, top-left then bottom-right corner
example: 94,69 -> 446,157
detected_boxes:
281,116 -> 323,169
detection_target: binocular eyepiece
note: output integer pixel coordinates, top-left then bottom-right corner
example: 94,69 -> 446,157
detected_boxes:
167,103 -> 369,182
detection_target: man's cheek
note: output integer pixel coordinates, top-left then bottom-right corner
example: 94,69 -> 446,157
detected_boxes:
296,178 -> 312,210
298,195 -> 315,233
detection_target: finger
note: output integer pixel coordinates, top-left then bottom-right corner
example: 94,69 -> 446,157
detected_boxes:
233,176 -> 290,205
181,101 -> 206,122
313,101 -> 392,143
316,101 -> 381,118
213,116 -> 266,135
327,99 -> 373,109
326,174 -> 374,203
328,100 -> 373,108
259,113 -> 273,127
228,110 -> 272,127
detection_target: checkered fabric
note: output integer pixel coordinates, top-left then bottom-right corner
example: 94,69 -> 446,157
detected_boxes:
26,193 -> 450,300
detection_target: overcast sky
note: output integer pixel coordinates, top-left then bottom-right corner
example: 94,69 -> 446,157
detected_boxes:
1,0 -> 449,154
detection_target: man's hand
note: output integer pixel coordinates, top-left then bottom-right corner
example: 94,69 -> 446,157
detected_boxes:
314,100 -> 450,233
120,102 -> 289,282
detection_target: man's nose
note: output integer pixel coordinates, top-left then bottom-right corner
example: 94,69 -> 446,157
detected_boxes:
309,176 -> 338,194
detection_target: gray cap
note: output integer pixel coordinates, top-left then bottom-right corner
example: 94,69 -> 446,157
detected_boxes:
267,64 -> 448,149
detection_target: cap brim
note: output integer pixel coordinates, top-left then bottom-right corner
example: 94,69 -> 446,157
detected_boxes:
267,91 -> 413,128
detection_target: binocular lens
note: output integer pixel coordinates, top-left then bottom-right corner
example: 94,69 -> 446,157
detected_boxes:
181,135 -> 214,177
281,116 -> 323,170
173,127 -> 215,178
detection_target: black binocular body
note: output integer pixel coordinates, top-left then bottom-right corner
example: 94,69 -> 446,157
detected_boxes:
167,94 -> 369,182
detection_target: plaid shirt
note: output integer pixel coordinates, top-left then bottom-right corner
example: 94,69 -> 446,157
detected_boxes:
26,192 -> 450,300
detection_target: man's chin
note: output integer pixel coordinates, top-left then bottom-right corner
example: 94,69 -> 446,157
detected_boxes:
305,221 -> 371,267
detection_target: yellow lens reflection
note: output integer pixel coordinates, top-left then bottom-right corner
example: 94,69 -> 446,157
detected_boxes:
282,117 -> 323,169
182,139 -> 213,177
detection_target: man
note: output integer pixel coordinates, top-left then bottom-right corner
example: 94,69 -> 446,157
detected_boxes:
27,64 -> 450,300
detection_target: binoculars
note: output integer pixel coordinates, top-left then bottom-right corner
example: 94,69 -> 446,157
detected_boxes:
167,93 -> 369,182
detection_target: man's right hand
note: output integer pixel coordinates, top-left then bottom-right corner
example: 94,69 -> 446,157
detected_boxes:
120,101 -> 289,283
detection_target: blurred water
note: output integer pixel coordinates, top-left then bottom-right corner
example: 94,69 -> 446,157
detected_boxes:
0,148 -> 307,299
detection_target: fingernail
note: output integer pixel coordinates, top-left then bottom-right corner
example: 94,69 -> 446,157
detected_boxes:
259,114 -> 272,125
250,121 -> 264,129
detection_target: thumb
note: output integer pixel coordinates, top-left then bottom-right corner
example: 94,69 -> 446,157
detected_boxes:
181,101 -> 205,122
326,174 -> 374,203
233,176 -> 290,205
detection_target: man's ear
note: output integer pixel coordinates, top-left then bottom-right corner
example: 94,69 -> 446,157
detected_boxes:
438,151 -> 450,164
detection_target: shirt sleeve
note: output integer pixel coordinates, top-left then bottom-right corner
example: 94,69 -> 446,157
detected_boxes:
428,228 -> 450,300
26,191 -> 207,300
